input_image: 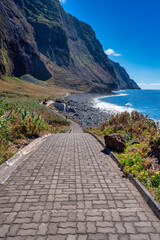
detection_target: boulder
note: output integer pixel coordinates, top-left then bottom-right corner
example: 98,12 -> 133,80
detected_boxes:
148,147 -> 160,164
55,99 -> 63,104
54,102 -> 65,111
104,134 -> 126,152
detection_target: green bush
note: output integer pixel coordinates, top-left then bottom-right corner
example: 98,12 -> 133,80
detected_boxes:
150,172 -> 160,187
155,137 -> 160,146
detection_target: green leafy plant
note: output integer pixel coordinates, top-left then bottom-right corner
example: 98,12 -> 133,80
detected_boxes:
150,172 -> 160,187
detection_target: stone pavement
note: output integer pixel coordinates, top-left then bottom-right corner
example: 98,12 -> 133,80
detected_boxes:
0,133 -> 160,240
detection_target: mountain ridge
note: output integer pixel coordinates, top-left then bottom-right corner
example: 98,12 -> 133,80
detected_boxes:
0,0 -> 140,91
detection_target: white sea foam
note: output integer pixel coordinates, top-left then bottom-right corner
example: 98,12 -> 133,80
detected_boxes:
93,96 -> 134,114
125,103 -> 132,107
97,93 -> 127,100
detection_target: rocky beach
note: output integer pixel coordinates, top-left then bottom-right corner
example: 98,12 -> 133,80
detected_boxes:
63,93 -> 115,129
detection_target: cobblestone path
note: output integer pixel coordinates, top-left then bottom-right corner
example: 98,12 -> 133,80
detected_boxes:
0,133 -> 160,240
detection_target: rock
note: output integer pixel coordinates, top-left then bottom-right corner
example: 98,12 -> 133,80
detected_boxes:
148,139 -> 160,167
104,134 -> 126,152
148,147 -> 160,163
149,140 -> 154,145
55,99 -> 63,104
68,107 -> 76,113
54,102 -> 65,111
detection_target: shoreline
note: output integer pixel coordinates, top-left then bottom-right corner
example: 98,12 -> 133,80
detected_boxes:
65,93 -> 116,129
65,90 -> 158,129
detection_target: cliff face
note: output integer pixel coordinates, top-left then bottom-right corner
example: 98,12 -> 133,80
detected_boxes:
0,0 -> 52,80
0,0 -> 139,91
109,60 -> 140,90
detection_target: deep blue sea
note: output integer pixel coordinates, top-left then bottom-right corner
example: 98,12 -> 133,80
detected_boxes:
94,90 -> 160,120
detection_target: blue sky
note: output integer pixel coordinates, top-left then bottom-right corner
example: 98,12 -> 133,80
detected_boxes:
60,0 -> 160,89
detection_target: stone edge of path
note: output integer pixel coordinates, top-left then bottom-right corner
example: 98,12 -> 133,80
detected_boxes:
65,124 -> 72,133
88,132 -> 160,220
0,134 -> 52,175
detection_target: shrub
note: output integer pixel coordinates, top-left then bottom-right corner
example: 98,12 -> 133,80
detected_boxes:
150,172 -> 160,187
155,136 -> 160,146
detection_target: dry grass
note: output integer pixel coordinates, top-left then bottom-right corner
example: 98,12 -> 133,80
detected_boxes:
0,76 -> 74,98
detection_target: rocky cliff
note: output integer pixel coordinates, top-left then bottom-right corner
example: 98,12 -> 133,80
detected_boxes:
109,59 -> 140,90
0,0 -> 140,91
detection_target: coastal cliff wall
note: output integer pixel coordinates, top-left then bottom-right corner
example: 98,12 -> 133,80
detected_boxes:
0,0 -> 140,91
109,60 -> 140,90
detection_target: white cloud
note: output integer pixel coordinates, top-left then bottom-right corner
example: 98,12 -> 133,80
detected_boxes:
59,0 -> 66,3
105,48 -> 122,57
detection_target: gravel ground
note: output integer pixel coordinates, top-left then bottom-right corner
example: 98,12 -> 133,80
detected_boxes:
65,93 -> 115,129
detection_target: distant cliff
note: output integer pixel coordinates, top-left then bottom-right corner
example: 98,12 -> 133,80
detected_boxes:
109,60 -> 140,90
0,0 -> 140,91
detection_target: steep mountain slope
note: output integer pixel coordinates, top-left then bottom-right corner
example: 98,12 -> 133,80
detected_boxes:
0,0 -> 140,91
109,59 -> 140,90
0,0 -> 52,80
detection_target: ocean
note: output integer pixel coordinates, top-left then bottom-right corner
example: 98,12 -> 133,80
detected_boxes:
93,90 -> 160,120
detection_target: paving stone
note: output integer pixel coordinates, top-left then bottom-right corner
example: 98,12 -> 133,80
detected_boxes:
32,212 -> 42,223
4,214 -> 16,224
119,235 -> 130,240
38,223 -> 48,236
97,227 -> 116,233
136,226 -> 157,233
124,222 -> 136,234
59,222 -> 76,228
77,222 -> 86,233
115,222 -> 126,234
58,227 -> 76,234
86,222 -> 96,233
0,225 -> 10,237
130,234 -> 150,240
41,212 -> 50,223
21,223 -> 39,229
77,213 -> 85,221
47,223 -> 58,235
67,235 -> 77,240
7,224 -> 20,236
77,235 -> 87,240
17,229 -> 38,236
47,235 -> 66,240
108,234 -> 119,240
149,233 -> 160,240
0,133 -> 159,239
88,233 -> 108,240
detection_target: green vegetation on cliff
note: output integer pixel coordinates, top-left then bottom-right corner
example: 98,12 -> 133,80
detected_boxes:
1,47 -> 9,76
